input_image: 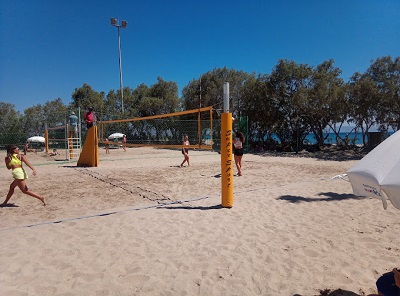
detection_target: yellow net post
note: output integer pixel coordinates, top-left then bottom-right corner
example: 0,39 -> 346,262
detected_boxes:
77,126 -> 99,167
44,129 -> 49,153
221,113 -> 233,207
221,82 -> 233,208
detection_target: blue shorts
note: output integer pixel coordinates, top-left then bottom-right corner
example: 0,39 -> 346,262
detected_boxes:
376,272 -> 400,296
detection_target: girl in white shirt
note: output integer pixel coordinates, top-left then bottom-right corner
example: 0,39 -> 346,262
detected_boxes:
234,131 -> 245,176
181,135 -> 190,167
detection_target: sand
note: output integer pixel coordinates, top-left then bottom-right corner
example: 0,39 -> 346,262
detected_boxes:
0,147 -> 398,296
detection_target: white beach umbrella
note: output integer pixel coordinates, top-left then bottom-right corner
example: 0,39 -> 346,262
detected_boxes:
27,136 -> 45,143
347,130 -> 400,210
108,133 -> 125,140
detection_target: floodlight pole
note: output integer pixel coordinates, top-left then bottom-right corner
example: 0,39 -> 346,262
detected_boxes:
110,18 -> 127,114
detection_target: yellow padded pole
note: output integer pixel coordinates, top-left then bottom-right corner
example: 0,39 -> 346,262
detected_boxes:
77,126 -> 99,167
221,112 -> 234,208
44,129 -> 49,153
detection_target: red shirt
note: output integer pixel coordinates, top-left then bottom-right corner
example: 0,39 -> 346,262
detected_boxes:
84,111 -> 93,123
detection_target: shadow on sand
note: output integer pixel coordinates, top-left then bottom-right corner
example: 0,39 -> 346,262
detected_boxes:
158,204 -> 224,210
0,203 -> 19,208
294,287 -> 377,295
278,192 -> 368,204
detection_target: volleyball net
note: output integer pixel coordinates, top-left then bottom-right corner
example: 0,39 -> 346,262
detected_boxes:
45,125 -> 67,151
98,106 -> 214,149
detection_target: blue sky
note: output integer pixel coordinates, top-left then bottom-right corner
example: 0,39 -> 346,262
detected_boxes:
1,0 -> 399,112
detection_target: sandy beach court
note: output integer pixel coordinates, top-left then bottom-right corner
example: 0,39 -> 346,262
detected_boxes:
0,147 -> 398,296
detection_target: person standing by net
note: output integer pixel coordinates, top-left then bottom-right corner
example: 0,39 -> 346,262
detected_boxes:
105,138 -> 110,154
1,145 -> 45,206
122,134 -> 127,152
84,106 -> 96,129
180,135 -> 191,167
68,111 -> 78,137
234,131 -> 245,176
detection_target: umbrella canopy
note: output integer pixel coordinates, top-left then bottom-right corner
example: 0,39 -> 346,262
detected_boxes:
347,130 -> 400,210
108,133 -> 125,140
27,136 -> 45,143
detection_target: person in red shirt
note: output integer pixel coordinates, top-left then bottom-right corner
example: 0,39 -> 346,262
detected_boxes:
84,107 -> 95,129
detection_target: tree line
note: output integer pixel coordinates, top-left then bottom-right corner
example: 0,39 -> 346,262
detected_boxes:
1,56 -> 399,151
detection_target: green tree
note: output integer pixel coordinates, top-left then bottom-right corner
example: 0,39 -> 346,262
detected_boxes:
103,90 -> 121,121
123,86 -> 141,118
347,72 -> 378,145
241,74 -> 276,146
269,59 -> 313,151
71,83 -> 105,115
325,83 -> 351,146
181,67 -> 252,114
133,77 -> 179,117
0,102 -> 22,134
22,98 -> 68,136
147,77 -> 179,114
43,98 -> 68,127
22,104 -> 45,136
307,60 -> 345,146
0,102 -> 23,146
366,56 -> 400,131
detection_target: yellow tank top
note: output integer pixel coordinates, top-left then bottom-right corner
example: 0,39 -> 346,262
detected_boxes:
9,154 -> 22,166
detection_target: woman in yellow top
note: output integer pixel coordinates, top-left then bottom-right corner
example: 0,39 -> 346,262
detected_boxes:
1,145 -> 45,206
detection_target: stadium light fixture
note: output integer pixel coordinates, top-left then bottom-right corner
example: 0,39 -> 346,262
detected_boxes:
110,17 -> 128,113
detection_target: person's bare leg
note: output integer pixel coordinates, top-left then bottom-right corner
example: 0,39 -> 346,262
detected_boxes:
18,180 -> 46,205
181,153 -> 190,167
1,180 -> 18,206
238,155 -> 242,175
181,155 -> 189,167
235,155 -> 241,176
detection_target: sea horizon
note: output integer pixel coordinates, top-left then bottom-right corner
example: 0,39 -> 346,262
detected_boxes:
305,131 -> 394,145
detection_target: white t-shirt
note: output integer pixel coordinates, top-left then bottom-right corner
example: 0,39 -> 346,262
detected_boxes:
234,138 -> 243,149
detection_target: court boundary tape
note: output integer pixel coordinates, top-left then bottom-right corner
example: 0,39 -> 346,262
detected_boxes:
0,195 -> 210,232
0,187 -> 265,232
76,168 -> 173,204
0,182 -> 330,232
1,186 -> 269,232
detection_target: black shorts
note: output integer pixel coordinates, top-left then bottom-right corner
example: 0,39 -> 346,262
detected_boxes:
234,148 -> 243,156
182,148 -> 188,155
